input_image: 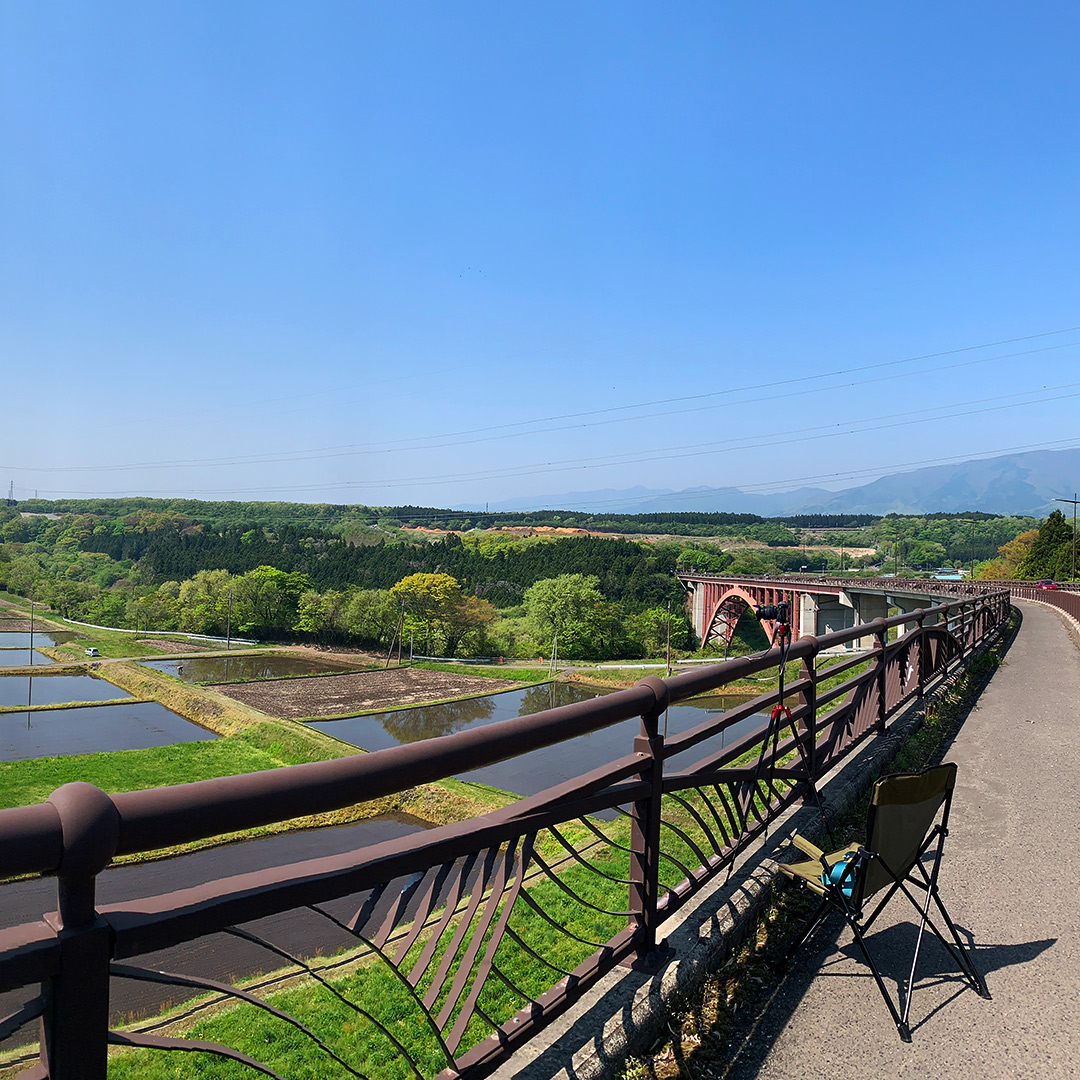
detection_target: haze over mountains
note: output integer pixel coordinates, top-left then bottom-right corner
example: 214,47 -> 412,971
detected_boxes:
482,448 -> 1080,517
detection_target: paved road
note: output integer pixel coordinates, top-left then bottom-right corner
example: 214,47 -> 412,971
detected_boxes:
724,600 -> 1080,1079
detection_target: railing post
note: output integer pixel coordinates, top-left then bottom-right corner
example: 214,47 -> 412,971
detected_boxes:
625,676 -> 669,968
873,617 -> 888,733
914,609 -> 927,699
40,783 -> 119,1080
797,635 -> 819,784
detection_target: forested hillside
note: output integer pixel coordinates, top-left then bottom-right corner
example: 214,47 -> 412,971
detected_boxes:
0,499 -> 1058,661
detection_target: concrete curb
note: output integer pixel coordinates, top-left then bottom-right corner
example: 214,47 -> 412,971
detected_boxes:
490,626 -> 1012,1080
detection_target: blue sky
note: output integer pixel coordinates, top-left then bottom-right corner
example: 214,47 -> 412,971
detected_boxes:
2,2 -> 1079,510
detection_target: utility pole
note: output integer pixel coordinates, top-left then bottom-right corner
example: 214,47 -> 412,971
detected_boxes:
1054,493 -> 1079,582
226,590 -> 234,651
28,594 -> 34,666
665,600 -> 672,678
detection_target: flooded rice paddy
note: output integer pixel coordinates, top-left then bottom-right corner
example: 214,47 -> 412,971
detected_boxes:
311,682 -> 770,798
0,702 -> 216,761
0,674 -> 132,708
0,632 -> 57,648
0,650 -> 55,668
140,653 -> 365,683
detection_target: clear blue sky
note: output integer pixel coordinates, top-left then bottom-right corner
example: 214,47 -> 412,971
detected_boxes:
2,2 -> 1079,510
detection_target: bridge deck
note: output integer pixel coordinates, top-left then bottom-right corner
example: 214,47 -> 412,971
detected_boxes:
492,599 -> 1080,1079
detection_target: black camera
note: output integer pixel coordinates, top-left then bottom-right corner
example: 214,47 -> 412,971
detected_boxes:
754,600 -> 789,622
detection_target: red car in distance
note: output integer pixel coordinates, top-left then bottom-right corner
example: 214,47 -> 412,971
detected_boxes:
1036,579 -> 1058,590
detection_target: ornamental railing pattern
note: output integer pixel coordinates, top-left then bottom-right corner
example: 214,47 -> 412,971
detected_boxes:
0,589 -> 1010,1079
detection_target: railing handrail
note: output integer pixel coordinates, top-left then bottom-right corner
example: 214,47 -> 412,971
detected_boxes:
0,595 -> 997,880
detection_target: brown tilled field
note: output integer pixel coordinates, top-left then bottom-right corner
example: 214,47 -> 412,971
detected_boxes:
137,638 -> 207,653
212,667 -> 519,720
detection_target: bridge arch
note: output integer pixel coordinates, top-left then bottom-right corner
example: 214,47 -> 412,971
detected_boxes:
701,584 -> 791,650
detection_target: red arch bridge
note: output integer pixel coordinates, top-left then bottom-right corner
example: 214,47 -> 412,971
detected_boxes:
676,571 -> 982,651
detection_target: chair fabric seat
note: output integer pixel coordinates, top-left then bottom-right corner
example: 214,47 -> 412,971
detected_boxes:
780,840 -> 861,898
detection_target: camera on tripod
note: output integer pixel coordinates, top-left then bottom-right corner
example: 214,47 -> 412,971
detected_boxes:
754,600 -> 789,623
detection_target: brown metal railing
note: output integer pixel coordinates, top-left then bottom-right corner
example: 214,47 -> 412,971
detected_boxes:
1002,582 -> 1080,622
0,588 -> 1011,1079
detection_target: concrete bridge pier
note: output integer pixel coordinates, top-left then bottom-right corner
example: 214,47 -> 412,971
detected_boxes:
890,595 -> 923,640
846,589 -> 889,649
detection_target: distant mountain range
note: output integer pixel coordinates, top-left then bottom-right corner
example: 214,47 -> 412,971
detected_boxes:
478,448 -> 1080,517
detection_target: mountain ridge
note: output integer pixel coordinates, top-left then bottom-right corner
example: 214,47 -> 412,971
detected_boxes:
476,448 -> 1080,517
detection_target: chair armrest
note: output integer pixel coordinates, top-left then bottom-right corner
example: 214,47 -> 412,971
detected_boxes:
790,833 -> 823,860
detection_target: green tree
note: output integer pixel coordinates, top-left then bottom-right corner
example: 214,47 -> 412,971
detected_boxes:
177,569 -> 233,634
390,572 -> 463,654
523,574 -> 606,660
1015,511 -> 1074,580
343,588 -> 399,649
232,565 -> 311,634
388,572 -> 495,657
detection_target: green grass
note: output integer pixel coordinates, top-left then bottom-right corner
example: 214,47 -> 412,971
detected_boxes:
412,661 -> 549,683
0,722 -> 344,812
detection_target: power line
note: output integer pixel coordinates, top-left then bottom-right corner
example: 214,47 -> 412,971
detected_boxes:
4,331 -> 1079,475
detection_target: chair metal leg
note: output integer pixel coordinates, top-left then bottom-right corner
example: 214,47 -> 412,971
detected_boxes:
927,889 -> 992,999
845,919 -> 912,1043
785,895 -> 832,966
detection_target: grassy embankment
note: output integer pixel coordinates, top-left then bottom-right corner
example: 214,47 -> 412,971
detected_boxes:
0,593 -> 272,663
412,660 -> 550,684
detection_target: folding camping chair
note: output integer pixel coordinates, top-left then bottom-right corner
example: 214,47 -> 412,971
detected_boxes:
778,762 -> 990,1041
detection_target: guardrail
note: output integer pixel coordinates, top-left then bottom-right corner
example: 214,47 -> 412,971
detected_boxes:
0,589 -> 1011,1079
1004,583 -> 1080,622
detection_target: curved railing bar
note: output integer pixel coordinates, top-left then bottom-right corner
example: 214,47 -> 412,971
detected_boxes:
511,890 -> 610,954
306,909 -> 457,1070
435,840 -> 521,1032
423,847 -> 502,1013
527,851 -> 633,919
109,963 -> 369,1078
405,853 -> 480,989
107,1030 -> 283,1078
222,925 -> 426,1080
545,824 -> 633,886
389,862 -> 457,967
663,791 -> 727,861
499,924 -> 580,979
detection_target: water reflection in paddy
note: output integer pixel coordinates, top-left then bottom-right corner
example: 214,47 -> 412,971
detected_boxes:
0,674 -> 132,708
0,632 -> 56,648
0,702 -> 215,761
141,654 -> 364,683
0,650 -> 55,668
311,683 -> 771,798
